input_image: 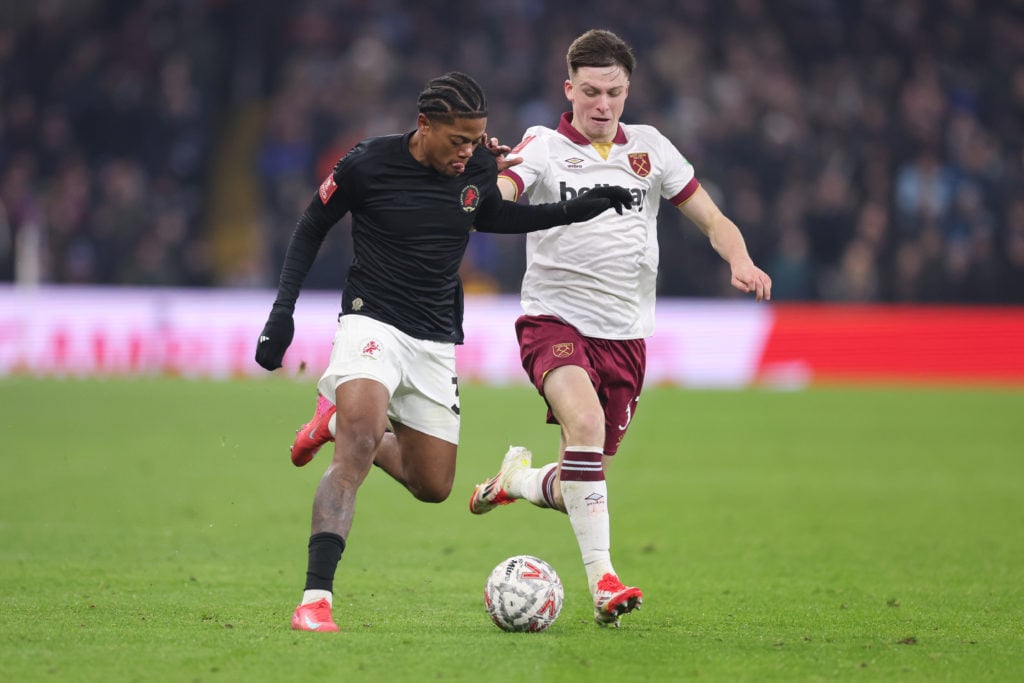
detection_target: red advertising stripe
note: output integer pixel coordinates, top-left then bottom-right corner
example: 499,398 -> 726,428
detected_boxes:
757,305 -> 1024,385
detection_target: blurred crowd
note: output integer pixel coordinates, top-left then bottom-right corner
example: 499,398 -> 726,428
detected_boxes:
2,0 -> 1023,302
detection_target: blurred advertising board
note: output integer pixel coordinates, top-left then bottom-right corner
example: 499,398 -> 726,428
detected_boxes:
1,286 -> 1022,387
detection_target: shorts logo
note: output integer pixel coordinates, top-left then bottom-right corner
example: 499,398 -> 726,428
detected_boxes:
319,174 -> 338,203
551,342 -> 574,359
618,396 -> 639,431
361,339 -> 382,359
629,152 -> 651,177
460,185 -> 480,212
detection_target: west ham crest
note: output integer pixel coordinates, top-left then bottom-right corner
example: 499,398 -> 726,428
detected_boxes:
628,152 -> 651,178
552,342 -> 575,359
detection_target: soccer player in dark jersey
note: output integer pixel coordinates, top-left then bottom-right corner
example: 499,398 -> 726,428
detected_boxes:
254,71 -> 632,632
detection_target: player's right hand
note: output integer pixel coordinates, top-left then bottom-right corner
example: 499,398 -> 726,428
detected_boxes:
255,307 -> 295,370
483,134 -> 523,173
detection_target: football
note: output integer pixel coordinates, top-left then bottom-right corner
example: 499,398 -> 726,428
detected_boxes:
484,555 -> 564,632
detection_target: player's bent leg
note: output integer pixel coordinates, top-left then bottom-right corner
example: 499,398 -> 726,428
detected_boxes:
291,394 -> 337,467
390,423 -> 458,503
368,431 -> 402,478
468,445 -> 532,514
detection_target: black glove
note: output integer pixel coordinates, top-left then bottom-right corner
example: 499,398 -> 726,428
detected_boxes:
561,185 -> 633,223
255,305 -> 295,370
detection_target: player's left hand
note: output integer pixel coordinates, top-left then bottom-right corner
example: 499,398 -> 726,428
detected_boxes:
255,306 -> 295,370
731,261 -> 772,302
483,135 -> 523,173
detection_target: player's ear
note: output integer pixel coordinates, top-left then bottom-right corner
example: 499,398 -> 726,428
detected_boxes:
417,113 -> 431,134
563,79 -> 573,102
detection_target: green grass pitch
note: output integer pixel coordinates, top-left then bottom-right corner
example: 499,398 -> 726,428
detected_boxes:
1,376 -> 1021,682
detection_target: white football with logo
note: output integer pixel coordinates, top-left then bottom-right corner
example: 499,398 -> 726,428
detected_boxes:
484,555 -> 564,632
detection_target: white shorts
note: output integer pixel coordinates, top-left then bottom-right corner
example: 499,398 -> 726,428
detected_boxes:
317,314 -> 461,444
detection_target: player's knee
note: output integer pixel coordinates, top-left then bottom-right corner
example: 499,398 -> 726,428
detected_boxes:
335,425 -> 381,460
565,409 -> 605,445
409,479 -> 452,503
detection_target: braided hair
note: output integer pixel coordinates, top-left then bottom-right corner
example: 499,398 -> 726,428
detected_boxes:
416,71 -> 488,125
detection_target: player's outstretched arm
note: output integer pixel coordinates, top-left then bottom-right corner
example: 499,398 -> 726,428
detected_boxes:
255,196 -> 340,370
680,186 -> 772,302
475,185 -> 633,234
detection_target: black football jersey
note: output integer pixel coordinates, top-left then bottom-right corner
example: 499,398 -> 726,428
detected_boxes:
317,132 -> 502,344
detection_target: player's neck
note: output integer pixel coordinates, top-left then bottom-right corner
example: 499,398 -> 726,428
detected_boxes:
408,131 -> 427,165
570,121 -> 613,145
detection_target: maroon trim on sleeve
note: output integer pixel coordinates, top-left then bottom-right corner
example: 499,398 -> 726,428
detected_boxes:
669,177 -> 700,206
498,170 -> 525,201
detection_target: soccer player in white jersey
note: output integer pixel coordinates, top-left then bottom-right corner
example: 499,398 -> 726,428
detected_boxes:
468,29 -> 772,627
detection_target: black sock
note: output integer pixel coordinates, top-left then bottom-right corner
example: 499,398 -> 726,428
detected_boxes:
304,532 -> 346,592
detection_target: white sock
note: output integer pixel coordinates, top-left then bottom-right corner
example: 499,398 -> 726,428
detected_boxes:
301,589 -> 332,606
560,447 -> 615,593
507,462 -> 558,508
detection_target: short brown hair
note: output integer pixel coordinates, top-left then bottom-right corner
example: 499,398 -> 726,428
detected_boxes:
566,29 -> 636,78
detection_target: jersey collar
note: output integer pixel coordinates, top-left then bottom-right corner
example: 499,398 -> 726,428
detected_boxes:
557,112 -> 628,145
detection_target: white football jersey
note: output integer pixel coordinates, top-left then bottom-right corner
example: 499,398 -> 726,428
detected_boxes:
501,113 -> 699,339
